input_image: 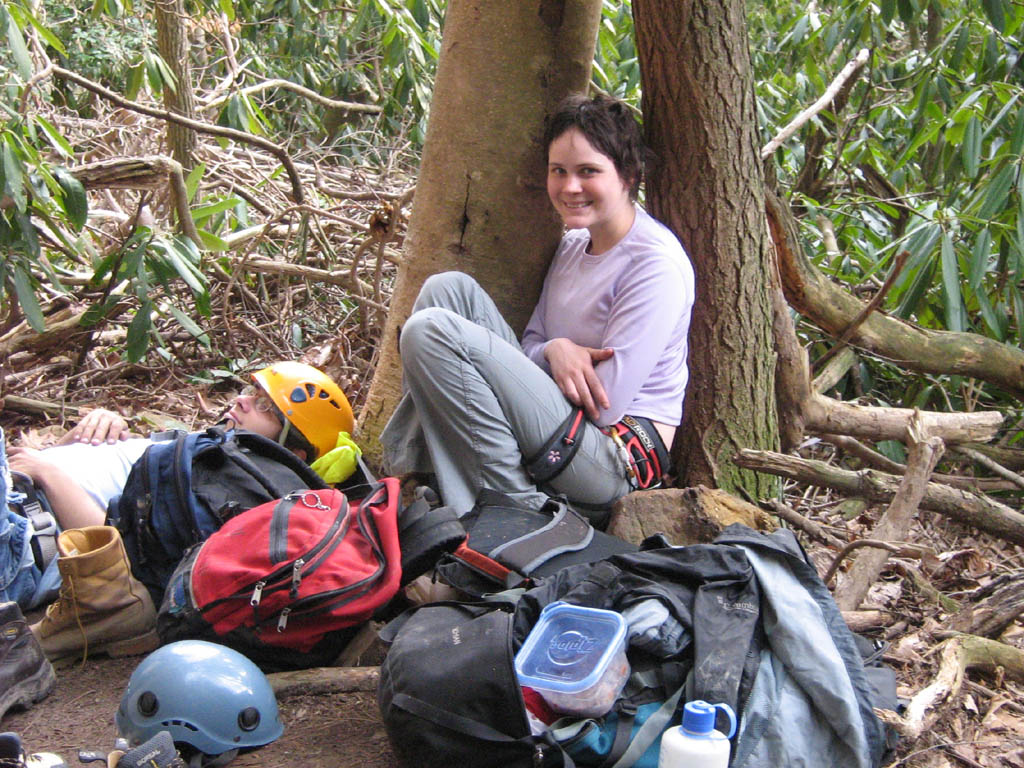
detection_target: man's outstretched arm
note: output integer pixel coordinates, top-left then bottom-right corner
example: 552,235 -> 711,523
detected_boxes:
9,447 -> 107,530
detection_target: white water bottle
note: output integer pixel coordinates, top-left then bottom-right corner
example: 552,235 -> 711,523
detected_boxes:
657,700 -> 737,768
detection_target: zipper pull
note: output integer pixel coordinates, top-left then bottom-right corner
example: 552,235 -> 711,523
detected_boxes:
290,559 -> 305,597
277,607 -> 291,632
250,581 -> 265,606
532,744 -> 544,767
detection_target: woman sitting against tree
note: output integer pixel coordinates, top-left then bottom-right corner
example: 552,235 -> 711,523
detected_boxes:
381,93 -> 695,524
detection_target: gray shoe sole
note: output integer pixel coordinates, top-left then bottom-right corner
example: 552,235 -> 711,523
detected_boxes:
0,657 -> 57,720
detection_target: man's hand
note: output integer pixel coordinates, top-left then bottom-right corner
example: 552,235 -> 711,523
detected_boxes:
544,338 -> 614,420
57,408 -> 132,445
9,446 -> 108,529
8,446 -> 58,486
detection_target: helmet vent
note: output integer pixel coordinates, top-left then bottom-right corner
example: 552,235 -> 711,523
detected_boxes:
238,707 -> 261,732
137,691 -> 158,717
164,719 -> 199,732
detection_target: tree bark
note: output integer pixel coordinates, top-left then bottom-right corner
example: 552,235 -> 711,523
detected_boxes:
155,0 -> 197,170
357,0 -> 603,456
633,0 -> 779,496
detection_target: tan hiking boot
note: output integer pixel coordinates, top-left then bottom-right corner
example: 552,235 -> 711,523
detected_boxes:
29,526 -> 158,665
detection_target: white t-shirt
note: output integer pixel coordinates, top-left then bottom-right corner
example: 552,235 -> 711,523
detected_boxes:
43,438 -> 152,510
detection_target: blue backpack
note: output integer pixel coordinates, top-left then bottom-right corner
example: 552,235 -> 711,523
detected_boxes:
109,426 -> 326,603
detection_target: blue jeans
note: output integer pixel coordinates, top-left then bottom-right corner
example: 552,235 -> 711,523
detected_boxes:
0,428 -> 53,610
380,272 -> 631,518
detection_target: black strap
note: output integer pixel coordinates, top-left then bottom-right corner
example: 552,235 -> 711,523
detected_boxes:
597,701 -> 637,768
393,692 -> 530,744
524,408 -> 586,485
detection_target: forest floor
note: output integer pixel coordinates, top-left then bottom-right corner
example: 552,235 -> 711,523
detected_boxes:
4,651 -> 395,768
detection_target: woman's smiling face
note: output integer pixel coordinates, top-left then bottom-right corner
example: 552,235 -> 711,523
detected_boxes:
547,127 -> 634,253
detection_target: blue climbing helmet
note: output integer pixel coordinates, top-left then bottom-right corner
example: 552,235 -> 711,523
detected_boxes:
116,640 -> 284,756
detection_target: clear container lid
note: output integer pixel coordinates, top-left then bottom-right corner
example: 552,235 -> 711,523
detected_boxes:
514,602 -> 628,694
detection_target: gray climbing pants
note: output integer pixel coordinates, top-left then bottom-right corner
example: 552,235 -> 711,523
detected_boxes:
380,272 -> 631,519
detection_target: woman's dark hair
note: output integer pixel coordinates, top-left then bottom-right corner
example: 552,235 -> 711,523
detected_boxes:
543,93 -> 650,199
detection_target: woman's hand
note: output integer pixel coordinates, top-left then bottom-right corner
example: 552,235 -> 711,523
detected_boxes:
57,408 -> 132,445
544,338 -> 614,420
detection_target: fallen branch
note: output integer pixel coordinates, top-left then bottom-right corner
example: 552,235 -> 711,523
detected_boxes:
812,347 -> 859,394
833,415 -> 943,612
812,250 -> 909,371
734,448 -> 1024,544
842,609 -> 894,633
888,560 -> 959,612
237,257 -> 389,313
952,445 -> 1024,491
877,633 -> 1024,743
820,434 -> 1019,493
0,394 -> 84,416
803,394 -> 1001,444
71,155 -> 200,246
947,573 -> 1024,639
766,192 -> 1024,396
0,308 -> 94,357
764,498 -> 846,548
200,79 -> 382,115
823,539 -> 934,588
266,665 -> 380,698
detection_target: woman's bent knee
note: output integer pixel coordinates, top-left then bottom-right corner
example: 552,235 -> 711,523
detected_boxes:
399,307 -> 461,362
416,271 -> 478,306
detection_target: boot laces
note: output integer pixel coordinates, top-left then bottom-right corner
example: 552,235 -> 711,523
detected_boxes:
45,574 -> 89,664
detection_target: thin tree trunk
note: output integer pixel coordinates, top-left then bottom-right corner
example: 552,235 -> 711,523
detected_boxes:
155,0 -> 197,170
357,0 -> 602,457
633,0 -> 779,495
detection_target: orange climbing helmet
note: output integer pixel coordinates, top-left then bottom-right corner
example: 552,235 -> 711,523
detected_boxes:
251,362 -> 354,460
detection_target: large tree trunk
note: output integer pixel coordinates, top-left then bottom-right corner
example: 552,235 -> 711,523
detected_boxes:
155,0 -> 197,169
357,0 -> 602,455
633,0 -> 779,495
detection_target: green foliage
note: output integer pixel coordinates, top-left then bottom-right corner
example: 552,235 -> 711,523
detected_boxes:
749,0 -> 1024,411
594,1 -> 641,103
205,0 -> 444,152
0,111 -> 84,331
90,228 -> 211,361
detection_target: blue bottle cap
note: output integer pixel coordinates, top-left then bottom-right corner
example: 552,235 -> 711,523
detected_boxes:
682,700 -> 737,739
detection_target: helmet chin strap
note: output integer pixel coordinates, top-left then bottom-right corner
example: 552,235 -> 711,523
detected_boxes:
276,418 -> 291,446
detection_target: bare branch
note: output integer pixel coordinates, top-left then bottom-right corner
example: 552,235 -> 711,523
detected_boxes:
761,48 -> 871,159
49,64 -> 305,204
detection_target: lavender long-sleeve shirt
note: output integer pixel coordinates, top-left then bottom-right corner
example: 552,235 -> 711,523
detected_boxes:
521,207 -> 695,428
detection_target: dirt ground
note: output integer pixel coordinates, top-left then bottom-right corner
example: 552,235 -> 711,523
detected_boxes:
4,651 -> 397,768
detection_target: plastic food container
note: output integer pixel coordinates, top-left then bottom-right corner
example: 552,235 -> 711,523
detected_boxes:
515,601 -> 630,718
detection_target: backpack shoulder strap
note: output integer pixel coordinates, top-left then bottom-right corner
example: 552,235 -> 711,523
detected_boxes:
218,429 -> 326,492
